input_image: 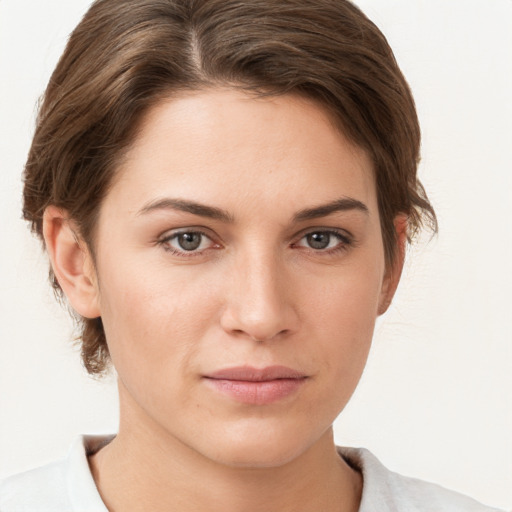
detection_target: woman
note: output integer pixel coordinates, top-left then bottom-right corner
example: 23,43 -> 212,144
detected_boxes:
0,0 -> 507,510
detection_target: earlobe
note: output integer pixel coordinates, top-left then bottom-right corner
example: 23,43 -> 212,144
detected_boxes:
42,206 -> 101,319
378,214 -> 408,316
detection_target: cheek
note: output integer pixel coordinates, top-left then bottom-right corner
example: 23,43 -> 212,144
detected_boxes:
97,271 -> 208,416
306,258 -> 383,335
97,259 -> 203,370
302,257 -> 384,378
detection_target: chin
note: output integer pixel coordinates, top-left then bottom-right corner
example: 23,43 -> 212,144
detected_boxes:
208,442 -> 308,469
194,418 -> 325,469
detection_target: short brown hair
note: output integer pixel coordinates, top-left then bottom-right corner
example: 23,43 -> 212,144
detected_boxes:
23,0 -> 437,375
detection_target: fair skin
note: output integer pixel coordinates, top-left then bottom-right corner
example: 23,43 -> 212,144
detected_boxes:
43,89 -> 405,512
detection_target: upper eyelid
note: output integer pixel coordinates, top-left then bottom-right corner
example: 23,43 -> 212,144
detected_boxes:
157,230 -> 219,257
156,227 -> 353,248
159,227 -> 216,241
157,228 -> 218,251
292,227 -> 353,242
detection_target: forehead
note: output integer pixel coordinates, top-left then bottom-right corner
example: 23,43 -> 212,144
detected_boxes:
108,88 -> 378,220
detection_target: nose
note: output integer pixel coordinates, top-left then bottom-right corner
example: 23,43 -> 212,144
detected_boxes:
220,250 -> 299,342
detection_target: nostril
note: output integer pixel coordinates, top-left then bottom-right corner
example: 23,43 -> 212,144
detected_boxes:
228,328 -> 291,344
250,329 -> 290,343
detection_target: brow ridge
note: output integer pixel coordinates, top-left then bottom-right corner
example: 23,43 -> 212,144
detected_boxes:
293,197 -> 369,222
138,196 -> 368,223
138,198 -> 234,223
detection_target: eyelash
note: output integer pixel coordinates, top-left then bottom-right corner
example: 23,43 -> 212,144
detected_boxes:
292,229 -> 353,255
157,228 -> 353,258
158,229 -> 218,258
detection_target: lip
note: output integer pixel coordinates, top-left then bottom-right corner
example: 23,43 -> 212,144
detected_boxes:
203,365 -> 308,405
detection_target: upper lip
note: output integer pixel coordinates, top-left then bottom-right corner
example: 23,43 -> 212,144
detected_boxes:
205,365 -> 307,382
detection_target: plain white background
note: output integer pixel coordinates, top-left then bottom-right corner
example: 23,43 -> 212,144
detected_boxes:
0,0 -> 510,508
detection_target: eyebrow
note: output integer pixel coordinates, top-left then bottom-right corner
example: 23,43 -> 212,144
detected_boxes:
137,196 -> 368,223
137,198 -> 234,223
293,197 -> 369,222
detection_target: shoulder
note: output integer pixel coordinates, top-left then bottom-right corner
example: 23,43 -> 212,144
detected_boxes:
0,435 -> 111,512
338,447 -> 506,512
0,458 -> 71,511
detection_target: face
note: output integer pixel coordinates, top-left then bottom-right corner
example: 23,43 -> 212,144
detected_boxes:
87,89 -> 396,468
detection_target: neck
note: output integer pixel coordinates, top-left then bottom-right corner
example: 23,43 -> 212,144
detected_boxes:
89,389 -> 362,512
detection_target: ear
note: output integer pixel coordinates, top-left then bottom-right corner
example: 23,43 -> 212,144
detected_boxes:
377,214 -> 408,315
42,206 -> 101,319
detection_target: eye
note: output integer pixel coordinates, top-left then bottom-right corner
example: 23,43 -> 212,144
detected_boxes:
159,230 -> 217,255
295,230 -> 351,251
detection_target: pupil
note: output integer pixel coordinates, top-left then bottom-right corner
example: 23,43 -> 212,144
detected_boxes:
178,233 -> 201,251
307,232 -> 330,250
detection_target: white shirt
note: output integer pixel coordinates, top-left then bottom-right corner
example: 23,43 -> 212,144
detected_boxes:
0,435 -> 505,511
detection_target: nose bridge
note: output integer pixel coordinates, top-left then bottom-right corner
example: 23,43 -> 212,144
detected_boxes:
221,243 -> 296,341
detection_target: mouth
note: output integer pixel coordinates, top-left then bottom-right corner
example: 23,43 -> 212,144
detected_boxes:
203,365 -> 308,405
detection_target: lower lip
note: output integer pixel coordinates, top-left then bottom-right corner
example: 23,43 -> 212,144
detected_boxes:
204,378 -> 306,405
